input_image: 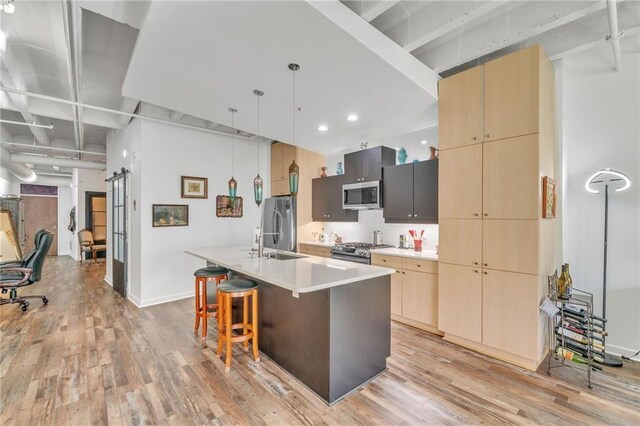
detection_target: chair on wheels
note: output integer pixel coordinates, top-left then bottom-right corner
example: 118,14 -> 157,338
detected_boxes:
0,229 -> 46,268
78,229 -> 106,263
0,231 -> 53,311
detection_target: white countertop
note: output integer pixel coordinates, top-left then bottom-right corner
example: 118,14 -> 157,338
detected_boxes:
369,247 -> 439,261
186,247 -> 394,295
299,241 -> 335,247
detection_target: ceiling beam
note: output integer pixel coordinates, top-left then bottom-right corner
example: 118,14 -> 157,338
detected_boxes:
62,0 -> 84,152
432,0 -> 607,73
170,110 -> 184,121
0,71 -> 52,147
404,2 -> 506,53
361,1 -> 398,22
306,0 -> 440,99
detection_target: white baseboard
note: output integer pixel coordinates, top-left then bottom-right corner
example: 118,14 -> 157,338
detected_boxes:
104,275 -> 112,286
608,343 -> 640,362
57,250 -> 72,257
69,253 -> 80,261
137,291 -> 193,308
127,292 -> 142,307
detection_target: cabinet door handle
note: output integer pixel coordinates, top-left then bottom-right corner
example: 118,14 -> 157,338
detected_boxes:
395,270 -> 400,273
473,270 -> 478,273
474,213 -> 479,217
408,214 -> 412,217
402,271 -> 406,274
485,134 -> 490,138
327,215 -> 330,218
471,136 -> 477,140
414,214 -> 417,218
473,262 -> 478,265
483,263 -> 488,267
484,213 -> 488,217
483,271 -> 488,275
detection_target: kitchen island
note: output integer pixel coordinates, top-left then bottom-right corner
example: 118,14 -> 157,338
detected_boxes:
186,247 -> 394,404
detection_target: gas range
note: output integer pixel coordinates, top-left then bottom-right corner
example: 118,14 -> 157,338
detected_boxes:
330,242 -> 394,264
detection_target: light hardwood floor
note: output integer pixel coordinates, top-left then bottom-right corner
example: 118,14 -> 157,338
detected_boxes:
1,256 -> 638,425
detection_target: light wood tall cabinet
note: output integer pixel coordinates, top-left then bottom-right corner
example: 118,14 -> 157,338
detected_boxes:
437,45 -> 555,371
270,142 -> 325,248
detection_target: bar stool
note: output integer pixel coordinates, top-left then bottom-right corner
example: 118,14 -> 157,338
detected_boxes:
194,266 -> 229,340
216,279 -> 260,371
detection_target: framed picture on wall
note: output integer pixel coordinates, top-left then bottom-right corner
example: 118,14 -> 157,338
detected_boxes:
181,176 -> 208,199
152,204 -> 189,227
216,195 -> 243,218
542,176 -> 556,219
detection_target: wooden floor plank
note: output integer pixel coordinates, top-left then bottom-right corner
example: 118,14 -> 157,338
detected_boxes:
1,256 -> 638,425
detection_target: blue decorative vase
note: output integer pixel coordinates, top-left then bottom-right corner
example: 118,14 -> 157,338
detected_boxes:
398,147 -> 407,164
336,162 -> 344,175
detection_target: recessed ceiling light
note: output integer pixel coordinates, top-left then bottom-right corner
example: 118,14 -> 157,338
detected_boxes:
2,0 -> 15,13
318,124 -> 328,132
347,114 -> 358,122
421,140 -> 427,145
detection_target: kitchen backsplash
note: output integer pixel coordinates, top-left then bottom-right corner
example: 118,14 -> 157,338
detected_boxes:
322,209 -> 439,251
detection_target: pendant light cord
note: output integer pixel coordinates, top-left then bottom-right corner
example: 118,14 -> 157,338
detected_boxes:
257,94 -> 260,172
230,109 -> 235,177
292,68 -> 296,145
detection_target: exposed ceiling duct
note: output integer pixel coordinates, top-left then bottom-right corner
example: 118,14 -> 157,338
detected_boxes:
1,147 -> 37,183
10,153 -> 105,170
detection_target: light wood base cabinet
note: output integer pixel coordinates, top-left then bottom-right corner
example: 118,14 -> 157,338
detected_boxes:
298,244 -> 331,258
482,269 -> 540,360
402,270 -> 438,327
372,254 -> 439,333
438,263 -> 482,343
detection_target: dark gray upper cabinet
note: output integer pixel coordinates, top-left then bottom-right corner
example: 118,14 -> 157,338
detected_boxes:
344,146 -> 396,183
382,163 -> 414,220
413,160 -> 438,222
383,160 -> 438,224
312,176 -> 358,222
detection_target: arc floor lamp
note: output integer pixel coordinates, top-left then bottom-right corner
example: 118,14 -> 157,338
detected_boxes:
585,168 -> 631,367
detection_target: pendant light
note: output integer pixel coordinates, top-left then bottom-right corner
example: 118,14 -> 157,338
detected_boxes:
228,107 -> 238,200
288,63 -> 300,197
253,90 -> 264,207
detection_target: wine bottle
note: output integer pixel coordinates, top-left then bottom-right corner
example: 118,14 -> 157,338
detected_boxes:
564,263 -> 573,293
558,264 -> 568,298
556,347 -> 589,365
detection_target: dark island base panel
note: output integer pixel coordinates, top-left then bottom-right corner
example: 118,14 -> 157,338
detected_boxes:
207,262 -> 391,404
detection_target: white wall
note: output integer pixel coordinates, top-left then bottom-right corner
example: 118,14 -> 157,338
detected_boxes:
560,38 -> 640,358
56,186 -> 73,256
138,120 -> 269,306
106,116 -> 269,307
323,209 -> 438,251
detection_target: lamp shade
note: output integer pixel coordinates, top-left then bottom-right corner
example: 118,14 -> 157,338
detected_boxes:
289,160 -> 299,196
228,177 -> 237,199
253,173 -> 263,206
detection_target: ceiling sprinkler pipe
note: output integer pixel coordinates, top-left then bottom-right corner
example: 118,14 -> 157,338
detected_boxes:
10,153 -> 106,170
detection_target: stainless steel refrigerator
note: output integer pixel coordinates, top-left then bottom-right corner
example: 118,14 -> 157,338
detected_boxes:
262,196 -> 297,252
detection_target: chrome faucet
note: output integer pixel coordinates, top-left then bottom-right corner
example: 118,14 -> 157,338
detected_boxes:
258,208 -> 284,258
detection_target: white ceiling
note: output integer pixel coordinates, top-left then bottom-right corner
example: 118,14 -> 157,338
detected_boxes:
122,1 -> 439,154
1,0 -> 638,171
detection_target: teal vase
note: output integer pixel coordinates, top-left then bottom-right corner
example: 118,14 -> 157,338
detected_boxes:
398,147 -> 407,164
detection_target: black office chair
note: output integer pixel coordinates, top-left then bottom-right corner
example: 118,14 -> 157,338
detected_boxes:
0,229 -> 46,268
0,230 -> 53,311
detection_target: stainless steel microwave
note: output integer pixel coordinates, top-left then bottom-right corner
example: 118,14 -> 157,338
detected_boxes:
342,181 -> 381,210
